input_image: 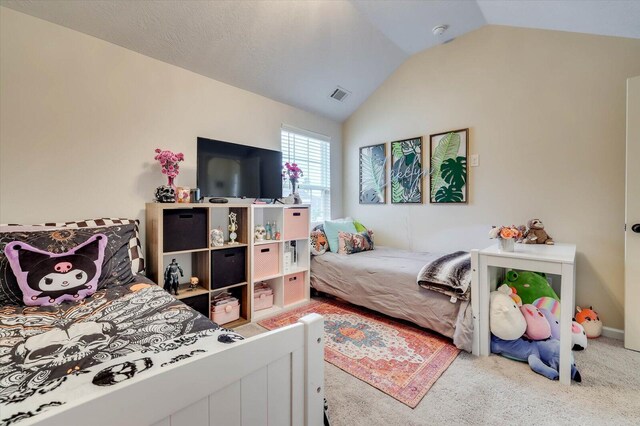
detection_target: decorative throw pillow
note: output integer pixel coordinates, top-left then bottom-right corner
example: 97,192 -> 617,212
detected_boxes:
0,224 -> 137,306
310,230 -> 329,256
41,218 -> 144,273
323,219 -> 357,253
353,220 -> 368,233
4,234 -> 107,306
337,230 -> 375,255
1,218 -> 145,273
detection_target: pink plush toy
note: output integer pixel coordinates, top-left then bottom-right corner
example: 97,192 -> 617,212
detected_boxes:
521,304 -> 551,340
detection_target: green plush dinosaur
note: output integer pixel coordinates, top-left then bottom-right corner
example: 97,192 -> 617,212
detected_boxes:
503,270 -> 559,305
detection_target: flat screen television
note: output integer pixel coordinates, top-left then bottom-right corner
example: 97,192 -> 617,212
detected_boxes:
197,137 -> 282,199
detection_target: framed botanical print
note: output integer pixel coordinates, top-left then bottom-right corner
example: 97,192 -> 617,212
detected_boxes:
429,128 -> 469,204
390,137 -> 423,204
359,143 -> 387,204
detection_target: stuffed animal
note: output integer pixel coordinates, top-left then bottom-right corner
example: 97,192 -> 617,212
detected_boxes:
533,296 -> 560,318
491,335 -> 581,382
572,322 -> 588,350
498,283 -> 522,306
523,219 -> 554,245
504,270 -> 559,305
521,304 -> 551,340
540,308 -> 560,339
490,288 -> 527,341
575,306 -> 602,338
540,308 -> 588,351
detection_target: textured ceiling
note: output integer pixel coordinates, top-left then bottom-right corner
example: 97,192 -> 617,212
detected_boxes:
2,1 -> 639,122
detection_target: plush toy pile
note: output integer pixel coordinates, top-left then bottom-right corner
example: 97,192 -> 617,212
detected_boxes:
489,270 -> 594,382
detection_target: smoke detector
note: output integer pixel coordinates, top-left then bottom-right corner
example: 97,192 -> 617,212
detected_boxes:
432,25 -> 448,36
329,86 -> 351,102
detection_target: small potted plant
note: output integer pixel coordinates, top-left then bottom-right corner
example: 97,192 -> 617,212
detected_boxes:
282,162 -> 303,204
489,225 -> 523,252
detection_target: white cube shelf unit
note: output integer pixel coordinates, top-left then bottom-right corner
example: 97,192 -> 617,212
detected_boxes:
250,205 -> 311,321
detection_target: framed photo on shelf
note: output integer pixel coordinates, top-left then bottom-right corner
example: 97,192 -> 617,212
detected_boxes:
390,137 -> 423,204
429,128 -> 469,204
359,143 -> 387,204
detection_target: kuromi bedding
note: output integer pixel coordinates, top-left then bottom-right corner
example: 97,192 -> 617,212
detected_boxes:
0,280 -> 244,425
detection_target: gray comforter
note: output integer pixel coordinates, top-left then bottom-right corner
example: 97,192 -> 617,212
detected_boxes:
310,247 -> 473,352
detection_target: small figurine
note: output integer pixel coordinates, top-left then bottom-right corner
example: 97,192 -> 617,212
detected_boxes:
163,258 -> 183,296
210,228 -> 224,247
154,185 -> 176,203
189,276 -> 199,291
228,212 -> 238,245
255,225 -> 266,242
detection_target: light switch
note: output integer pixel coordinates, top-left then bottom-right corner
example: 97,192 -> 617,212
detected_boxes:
470,154 -> 479,167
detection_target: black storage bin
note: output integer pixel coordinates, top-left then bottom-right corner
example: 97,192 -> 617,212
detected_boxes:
211,247 -> 246,289
163,209 -> 207,252
181,293 -> 209,317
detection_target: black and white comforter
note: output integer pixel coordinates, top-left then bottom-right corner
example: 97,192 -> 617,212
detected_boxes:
417,251 -> 471,300
0,282 -> 243,425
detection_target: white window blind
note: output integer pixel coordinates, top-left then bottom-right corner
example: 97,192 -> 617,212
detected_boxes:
281,126 -> 331,222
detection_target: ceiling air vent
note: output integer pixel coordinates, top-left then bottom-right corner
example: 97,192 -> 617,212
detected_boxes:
330,86 -> 351,102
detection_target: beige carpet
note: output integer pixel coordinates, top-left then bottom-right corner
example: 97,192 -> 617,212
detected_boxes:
237,323 -> 640,426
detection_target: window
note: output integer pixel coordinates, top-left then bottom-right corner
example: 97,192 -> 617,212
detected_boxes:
281,125 -> 331,222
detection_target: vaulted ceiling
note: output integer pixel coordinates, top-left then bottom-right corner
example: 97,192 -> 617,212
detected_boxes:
2,1 -> 639,122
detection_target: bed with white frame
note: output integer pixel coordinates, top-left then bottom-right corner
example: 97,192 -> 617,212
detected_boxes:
13,313 -> 324,426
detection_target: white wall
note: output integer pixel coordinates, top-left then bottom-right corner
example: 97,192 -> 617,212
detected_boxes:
343,25 -> 640,330
0,7 -> 342,227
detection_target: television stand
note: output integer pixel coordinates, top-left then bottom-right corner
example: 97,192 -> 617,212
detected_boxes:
271,198 -> 284,205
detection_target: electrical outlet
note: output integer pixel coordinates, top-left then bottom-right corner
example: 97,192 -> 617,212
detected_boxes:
470,154 -> 479,167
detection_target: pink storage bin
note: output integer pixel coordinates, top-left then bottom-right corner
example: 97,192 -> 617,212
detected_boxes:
211,300 -> 240,325
284,208 -> 309,240
254,291 -> 274,311
283,272 -> 305,305
254,243 -> 280,279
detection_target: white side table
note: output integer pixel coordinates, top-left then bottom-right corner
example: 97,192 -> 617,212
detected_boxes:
471,243 -> 576,384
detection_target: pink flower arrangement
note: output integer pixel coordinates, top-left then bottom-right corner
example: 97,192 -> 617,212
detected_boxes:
154,148 -> 184,179
489,225 -> 524,240
282,162 -> 303,183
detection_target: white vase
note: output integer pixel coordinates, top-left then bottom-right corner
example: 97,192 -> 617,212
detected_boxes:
498,238 -> 515,252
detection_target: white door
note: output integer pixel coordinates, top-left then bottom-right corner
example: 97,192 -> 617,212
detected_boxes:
625,76 -> 640,352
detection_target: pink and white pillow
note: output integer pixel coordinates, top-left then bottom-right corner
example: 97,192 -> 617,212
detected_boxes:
337,230 -> 374,255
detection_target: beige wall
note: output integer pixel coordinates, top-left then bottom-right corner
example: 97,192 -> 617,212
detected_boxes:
0,7 -> 342,227
343,25 -> 640,330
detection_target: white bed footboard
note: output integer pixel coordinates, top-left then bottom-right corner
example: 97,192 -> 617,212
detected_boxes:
34,314 -> 325,426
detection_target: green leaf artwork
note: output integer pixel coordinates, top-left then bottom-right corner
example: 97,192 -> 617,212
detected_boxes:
441,157 -> 467,189
430,129 -> 468,204
390,138 -> 423,203
430,132 -> 460,197
359,144 -> 387,204
435,185 -> 464,203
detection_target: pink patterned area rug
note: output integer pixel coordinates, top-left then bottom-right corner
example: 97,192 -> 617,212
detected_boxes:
259,299 -> 459,408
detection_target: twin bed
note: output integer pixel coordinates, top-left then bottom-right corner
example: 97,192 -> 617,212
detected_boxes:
0,222 -> 324,426
311,246 -> 475,352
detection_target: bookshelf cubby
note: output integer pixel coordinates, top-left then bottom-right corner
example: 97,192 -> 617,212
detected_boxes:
146,203 -> 310,327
